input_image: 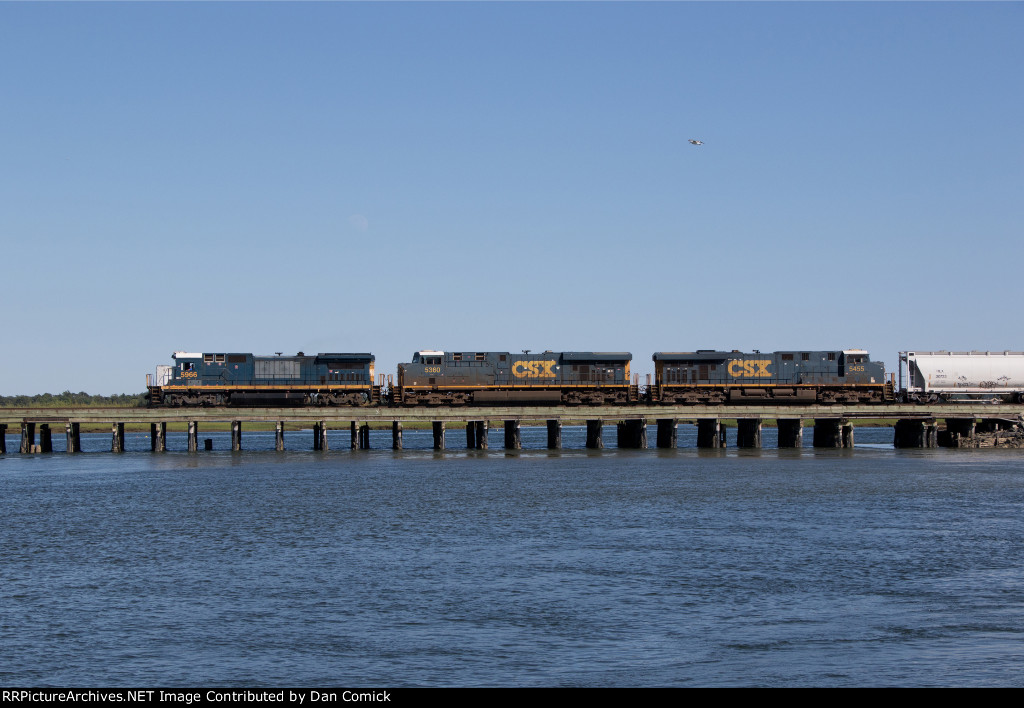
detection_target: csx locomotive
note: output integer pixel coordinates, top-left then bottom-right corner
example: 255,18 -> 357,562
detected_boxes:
148,351 -> 377,407
394,350 -> 633,406
146,347 -> 901,408
651,349 -> 891,404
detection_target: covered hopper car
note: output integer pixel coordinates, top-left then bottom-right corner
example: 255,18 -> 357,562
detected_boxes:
393,350 -> 633,406
651,349 -> 892,404
899,350 -> 1024,403
147,351 -> 378,407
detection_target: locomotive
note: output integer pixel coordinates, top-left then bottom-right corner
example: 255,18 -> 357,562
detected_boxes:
147,351 -> 377,407
651,349 -> 892,404
393,350 -> 633,406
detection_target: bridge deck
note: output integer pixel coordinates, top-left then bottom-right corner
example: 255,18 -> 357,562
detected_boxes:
2,403 -> 1022,425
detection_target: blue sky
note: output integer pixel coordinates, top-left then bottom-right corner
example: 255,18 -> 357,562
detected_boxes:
2,1 -> 1022,394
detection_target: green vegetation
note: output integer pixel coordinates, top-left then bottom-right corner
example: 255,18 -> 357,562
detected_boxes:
0,392 -> 147,408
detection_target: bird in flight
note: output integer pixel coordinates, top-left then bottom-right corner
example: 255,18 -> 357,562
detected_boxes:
688,139 -> 704,146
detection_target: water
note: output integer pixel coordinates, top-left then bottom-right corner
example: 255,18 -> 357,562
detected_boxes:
2,426 -> 1023,686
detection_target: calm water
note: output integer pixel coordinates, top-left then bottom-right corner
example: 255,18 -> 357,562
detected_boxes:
2,426 -> 1023,686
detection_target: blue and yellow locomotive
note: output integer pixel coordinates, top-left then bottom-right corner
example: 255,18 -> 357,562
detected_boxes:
394,350 -> 633,405
148,351 -> 377,407
651,349 -> 891,404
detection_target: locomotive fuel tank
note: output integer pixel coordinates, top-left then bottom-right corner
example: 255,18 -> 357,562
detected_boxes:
900,351 -> 1024,402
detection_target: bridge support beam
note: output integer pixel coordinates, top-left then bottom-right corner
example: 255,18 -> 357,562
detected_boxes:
894,419 -> 937,448
39,424 -> 52,453
813,419 -> 841,448
697,419 -> 724,448
547,420 -> 561,449
736,419 -> 762,449
504,420 -> 522,450
777,419 -> 803,448
942,418 -> 975,447
433,421 -> 446,450
150,422 -> 164,452
392,421 -> 403,450
188,422 -> 198,452
275,421 -> 285,451
586,420 -> 603,449
21,422 -> 35,454
842,422 -> 855,448
313,422 -> 328,451
618,419 -> 647,448
656,419 -> 677,448
111,422 -> 124,453
231,421 -> 242,451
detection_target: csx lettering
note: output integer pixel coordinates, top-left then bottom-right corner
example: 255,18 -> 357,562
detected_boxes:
727,360 -> 772,378
512,360 -> 557,378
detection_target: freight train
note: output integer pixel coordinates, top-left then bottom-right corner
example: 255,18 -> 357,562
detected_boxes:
147,347 -> 972,408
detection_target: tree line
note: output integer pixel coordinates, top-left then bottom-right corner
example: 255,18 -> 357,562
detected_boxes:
0,391 -> 147,407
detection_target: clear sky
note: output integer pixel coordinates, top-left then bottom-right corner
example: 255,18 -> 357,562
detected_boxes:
1,1 -> 1021,395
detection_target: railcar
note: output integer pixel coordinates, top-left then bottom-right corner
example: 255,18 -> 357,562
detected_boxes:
147,351 -> 378,407
899,351 -> 1024,403
393,350 -> 634,406
650,349 -> 891,404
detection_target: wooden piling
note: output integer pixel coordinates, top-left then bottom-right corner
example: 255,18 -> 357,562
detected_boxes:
841,422 -> 855,448
618,419 -> 647,448
275,421 -> 285,451
736,419 -> 762,448
656,419 -> 677,448
433,421 -> 446,450
20,422 -> 35,454
392,421 -> 403,450
350,421 -> 358,450
476,421 -> 488,449
0,423 -> 7,454
813,419 -> 842,448
547,420 -> 561,449
231,421 -> 242,452
893,419 -> 927,448
150,422 -> 165,452
586,420 -> 603,449
359,423 -> 370,449
777,419 -> 803,448
504,420 -> 522,450
188,421 -> 198,452
110,423 -> 125,453
37,424 -> 52,453
697,419 -> 721,448
466,421 -> 476,449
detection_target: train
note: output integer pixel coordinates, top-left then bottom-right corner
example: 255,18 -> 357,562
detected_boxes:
145,348 -> 1024,408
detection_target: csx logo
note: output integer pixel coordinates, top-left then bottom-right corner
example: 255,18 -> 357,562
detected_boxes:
727,360 -> 772,378
512,360 -> 557,378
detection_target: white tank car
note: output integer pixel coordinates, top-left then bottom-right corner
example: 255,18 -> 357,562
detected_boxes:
899,351 -> 1024,402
